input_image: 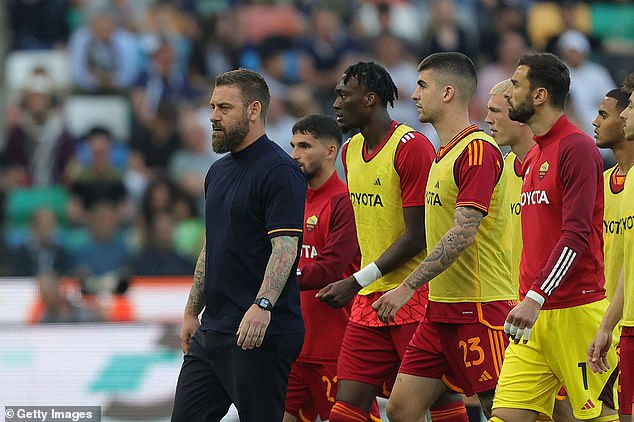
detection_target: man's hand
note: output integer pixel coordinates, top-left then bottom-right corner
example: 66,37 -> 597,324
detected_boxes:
586,329 -> 613,373
504,297 -> 542,344
371,284 -> 415,324
236,305 -> 271,350
316,276 -> 362,308
180,313 -> 200,354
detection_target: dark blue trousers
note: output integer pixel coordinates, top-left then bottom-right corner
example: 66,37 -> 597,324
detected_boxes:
171,329 -> 303,422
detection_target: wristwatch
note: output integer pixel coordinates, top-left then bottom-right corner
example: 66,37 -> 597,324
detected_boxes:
254,297 -> 273,311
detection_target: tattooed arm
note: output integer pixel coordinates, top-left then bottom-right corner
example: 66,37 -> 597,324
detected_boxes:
180,243 -> 206,354
236,235 -> 299,349
403,206 -> 484,290
255,235 -> 300,303
372,207 -> 484,323
186,244 -> 207,316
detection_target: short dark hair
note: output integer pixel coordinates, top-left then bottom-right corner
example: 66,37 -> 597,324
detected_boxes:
215,69 -> 271,120
292,114 -> 343,147
85,126 -> 112,141
622,72 -> 634,95
517,53 -> 570,110
417,52 -> 477,101
605,88 -> 630,113
342,62 -> 398,108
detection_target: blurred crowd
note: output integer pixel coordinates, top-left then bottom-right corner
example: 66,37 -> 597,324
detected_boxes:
1,0 -> 633,322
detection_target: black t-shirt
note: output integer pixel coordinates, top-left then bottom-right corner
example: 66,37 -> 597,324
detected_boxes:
201,136 -> 306,335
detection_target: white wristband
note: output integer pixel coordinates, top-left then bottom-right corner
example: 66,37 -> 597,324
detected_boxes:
526,290 -> 545,307
353,262 -> 383,287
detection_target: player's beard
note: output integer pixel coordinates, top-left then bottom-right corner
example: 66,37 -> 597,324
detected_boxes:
302,165 -> 318,183
508,96 -> 535,123
212,112 -> 250,154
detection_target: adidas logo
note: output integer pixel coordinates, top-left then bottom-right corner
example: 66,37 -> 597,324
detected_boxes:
479,371 -> 493,382
580,399 -> 595,410
374,178 -> 381,186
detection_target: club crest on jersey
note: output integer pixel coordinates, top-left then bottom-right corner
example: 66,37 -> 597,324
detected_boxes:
538,161 -> 549,180
305,214 -> 318,232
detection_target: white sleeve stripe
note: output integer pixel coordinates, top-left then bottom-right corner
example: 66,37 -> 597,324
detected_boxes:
541,246 -> 570,292
540,246 -> 577,295
540,246 -> 576,294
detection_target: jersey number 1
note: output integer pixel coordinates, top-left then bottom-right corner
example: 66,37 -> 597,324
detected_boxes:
577,362 -> 589,390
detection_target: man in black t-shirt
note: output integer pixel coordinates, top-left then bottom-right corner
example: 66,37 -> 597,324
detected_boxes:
171,69 -> 306,422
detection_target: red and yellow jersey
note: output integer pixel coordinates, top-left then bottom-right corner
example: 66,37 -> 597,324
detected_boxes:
425,125 -> 516,303
519,116 -> 605,310
297,172 -> 359,363
622,176 -> 634,327
343,121 -> 435,295
603,165 -> 626,301
504,151 -> 523,293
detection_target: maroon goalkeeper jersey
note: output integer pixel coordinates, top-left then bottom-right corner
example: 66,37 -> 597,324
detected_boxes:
296,172 -> 360,363
519,115 -> 605,310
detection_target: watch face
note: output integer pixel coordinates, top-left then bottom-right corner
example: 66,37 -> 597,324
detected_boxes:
256,298 -> 272,310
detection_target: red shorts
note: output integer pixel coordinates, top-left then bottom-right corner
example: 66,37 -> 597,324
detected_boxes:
285,361 -> 381,421
285,361 -> 338,420
620,327 -> 634,415
337,319 -> 418,396
399,301 -> 511,397
351,289 -> 428,326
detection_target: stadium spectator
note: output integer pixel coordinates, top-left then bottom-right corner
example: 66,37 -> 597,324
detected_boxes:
8,208 -> 74,278
68,6 -> 139,94
167,110 -> 221,208
129,100 -> 182,179
73,201 -> 130,295
132,35 -> 199,127
477,2 -> 527,65
67,127 -> 129,226
473,31 -> 528,123
373,31 -> 421,129
128,210 -> 194,276
2,67 -> 77,187
299,6 -> 364,112
8,0 -> 71,50
418,0 -> 476,60
557,29 -> 615,138
187,11 -> 239,90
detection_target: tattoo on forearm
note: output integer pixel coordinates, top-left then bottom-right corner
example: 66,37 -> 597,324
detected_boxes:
186,246 -> 206,315
404,207 -> 483,290
258,236 -> 299,302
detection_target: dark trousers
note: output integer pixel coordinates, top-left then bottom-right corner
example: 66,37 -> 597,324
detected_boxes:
171,329 -> 304,422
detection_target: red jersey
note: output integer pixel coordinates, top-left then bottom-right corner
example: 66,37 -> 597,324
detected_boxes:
296,172 -> 360,363
519,115 -> 605,310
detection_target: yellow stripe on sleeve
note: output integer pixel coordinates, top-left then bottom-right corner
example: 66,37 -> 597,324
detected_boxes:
267,228 -> 303,235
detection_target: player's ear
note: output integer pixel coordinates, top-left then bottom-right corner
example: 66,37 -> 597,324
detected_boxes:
442,85 -> 455,103
366,92 -> 377,107
326,143 -> 338,160
247,100 -> 261,122
533,87 -> 547,106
